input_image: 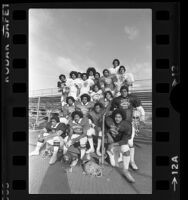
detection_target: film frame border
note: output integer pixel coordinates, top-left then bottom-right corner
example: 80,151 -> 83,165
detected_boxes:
1,2 -> 180,199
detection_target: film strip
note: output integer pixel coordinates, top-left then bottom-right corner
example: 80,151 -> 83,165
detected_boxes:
1,2 -> 180,199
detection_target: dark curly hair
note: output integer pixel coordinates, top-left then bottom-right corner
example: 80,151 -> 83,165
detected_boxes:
103,69 -> 110,75
71,110 -> 83,119
70,71 -> 78,78
112,59 -> 120,66
118,65 -> 126,73
94,102 -> 104,109
86,67 -> 96,77
104,90 -> 113,99
111,109 -> 126,122
66,96 -> 75,104
81,73 -> 88,79
120,85 -> 129,93
51,115 -> 60,123
80,93 -> 91,102
59,74 -> 66,80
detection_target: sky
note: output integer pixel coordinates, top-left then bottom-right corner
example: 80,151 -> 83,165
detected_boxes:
29,9 -> 152,91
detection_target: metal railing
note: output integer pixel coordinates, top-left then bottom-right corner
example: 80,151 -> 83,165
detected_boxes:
29,79 -> 152,97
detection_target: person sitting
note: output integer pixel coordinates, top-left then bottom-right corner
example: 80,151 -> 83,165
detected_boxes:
105,109 -> 135,183
76,93 -> 94,117
64,111 -> 90,161
90,84 -> 103,102
30,116 -> 68,165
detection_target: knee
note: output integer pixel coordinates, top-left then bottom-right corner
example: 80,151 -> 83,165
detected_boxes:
121,144 -> 130,156
122,150 -> 130,156
80,137 -> 87,146
87,128 -> 95,136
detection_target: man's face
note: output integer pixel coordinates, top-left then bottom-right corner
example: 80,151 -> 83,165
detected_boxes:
74,114 -> 80,123
115,114 -> 123,124
82,97 -> 88,104
71,74 -> 76,80
121,89 -> 128,98
95,105 -> 101,113
82,75 -> 87,81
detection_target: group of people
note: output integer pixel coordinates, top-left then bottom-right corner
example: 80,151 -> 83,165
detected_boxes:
30,59 -> 145,183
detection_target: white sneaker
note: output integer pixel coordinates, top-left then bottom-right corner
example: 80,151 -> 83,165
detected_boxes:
49,153 -> 57,165
29,150 -> 39,156
130,161 -> 139,170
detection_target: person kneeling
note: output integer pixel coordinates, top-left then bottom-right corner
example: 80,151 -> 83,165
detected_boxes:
105,109 -> 135,183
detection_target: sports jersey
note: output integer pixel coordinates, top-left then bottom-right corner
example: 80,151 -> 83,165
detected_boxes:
75,102 -> 94,116
68,117 -> 90,135
88,110 -> 104,128
105,116 -> 132,145
90,90 -> 103,102
79,79 -> 94,95
110,94 -> 141,122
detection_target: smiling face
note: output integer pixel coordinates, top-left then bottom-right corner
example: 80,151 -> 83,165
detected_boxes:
106,92 -> 112,100
82,96 -> 88,104
74,114 -> 80,123
114,113 -> 123,124
60,76 -> 66,82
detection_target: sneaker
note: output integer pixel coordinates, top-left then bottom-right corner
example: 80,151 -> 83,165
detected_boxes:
122,169 -> 135,183
130,161 -> 139,170
29,150 -> 39,156
49,153 -> 57,165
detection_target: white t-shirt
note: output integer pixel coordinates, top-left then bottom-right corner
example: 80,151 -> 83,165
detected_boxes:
116,72 -> 134,91
66,78 -> 79,99
108,65 -> 120,75
79,79 -> 94,95
90,90 -> 103,102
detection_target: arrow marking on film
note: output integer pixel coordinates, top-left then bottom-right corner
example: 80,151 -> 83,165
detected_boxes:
172,177 -> 178,191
